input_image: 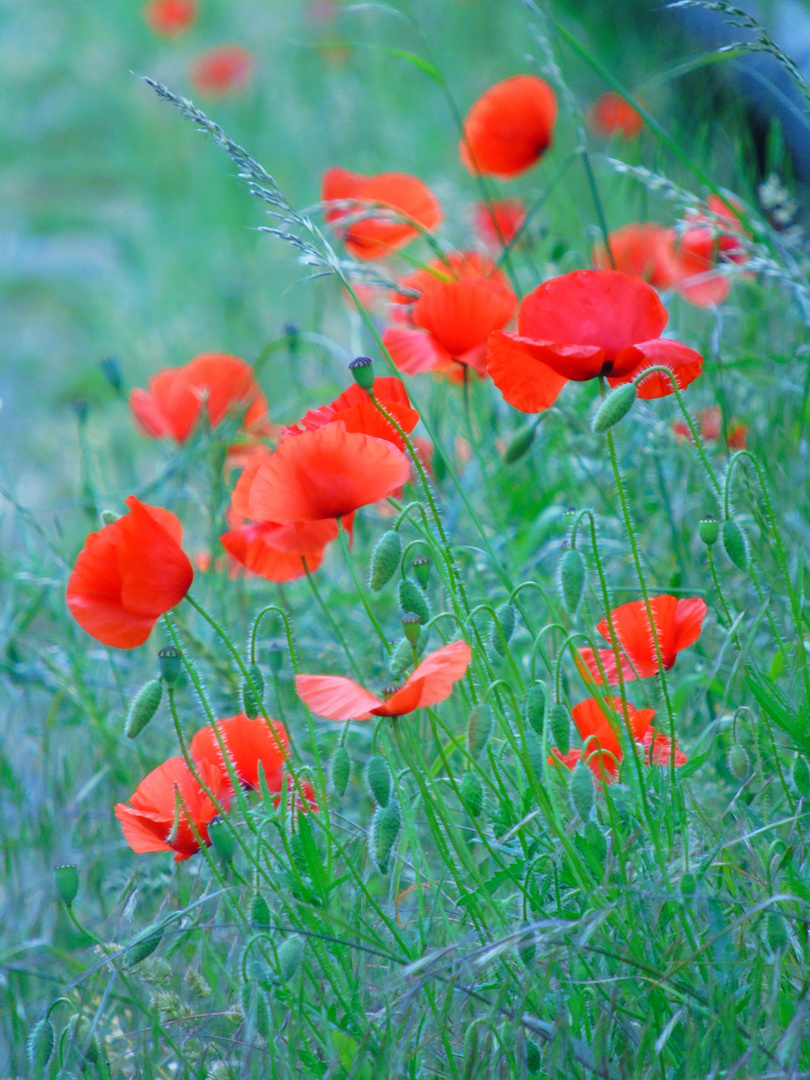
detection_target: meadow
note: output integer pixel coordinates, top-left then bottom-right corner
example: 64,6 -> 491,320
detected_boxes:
2,0 -> 810,1077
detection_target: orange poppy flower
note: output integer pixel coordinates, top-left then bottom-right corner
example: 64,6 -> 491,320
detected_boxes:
143,0 -> 196,35
66,497 -> 194,649
130,354 -> 270,445
189,714 -> 291,793
487,269 -> 703,411
579,595 -> 707,685
282,377 -> 419,452
473,198 -> 527,250
115,756 -> 227,861
587,92 -> 644,140
384,252 -> 517,382
296,640 -> 472,720
248,422 -> 410,524
189,45 -> 253,96
460,75 -> 557,179
322,167 -> 442,260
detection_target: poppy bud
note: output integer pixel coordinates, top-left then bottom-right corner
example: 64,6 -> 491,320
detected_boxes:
489,602 -> 516,655
369,530 -> 402,591
158,645 -> 183,685
366,754 -> 391,807
125,678 -> 163,739
27,1017 -> 55,1072
381,683 -> 401,700
277,933 -> 304,980
698,514 -> 719,546
549,703 -> 571,756
524,728 -> 543,781
209,817 -> 235,863
766,910 -> 788,953
591,383 -> 637,435
330,744 -> 351,796
526,1039 -> 541,1074
372,798 -> 401,872
389,632 -> 427,676
242,662 -> 265,719
792,756 -> 810,798
722,518 -> 749,572
460,770 -> 484,817
583,821 -> 607,865
402,612 -> 422,645
100,355 -> 123,395
55,863 -> 79,906
412,553 -> 431,589
66,1015 -> 99,1065
124,922 -> 165,967
399,576 -> 430,624
251,893 -> 270,928
523,683 -> 546,735
349,355 -> 375,392
468,704 -> 493,759
558,547 -> 586,614
569,763 -> 594,821
503,421 -> 537,464
100,509 -> 120,525
727,744 -> 749,780
268,642 -> 284,674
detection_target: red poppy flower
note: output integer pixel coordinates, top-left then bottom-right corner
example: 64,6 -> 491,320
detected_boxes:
189,714 -> 291,793
579,595 -> 707,684
672,406 -> 748,450
143,0 -> 196,35
130,354 -> 269,445
460,75 -> 557,179
487,269 -> 703,411
296,640 -> 472,720
115,757 -> 228,861
189,45 -> 253,96
66,497 -> 194,649
248,422 -> 410,524
587,92 -> 644,140
473,198 -> 527,250
322,167 -> 442,260
282,377 -> 419,452
384,252 -> 517,382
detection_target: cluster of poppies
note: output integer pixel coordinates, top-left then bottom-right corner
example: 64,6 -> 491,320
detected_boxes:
143,0 -> 253,97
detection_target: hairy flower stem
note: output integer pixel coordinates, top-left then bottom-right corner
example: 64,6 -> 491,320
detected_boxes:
335,518 -> 390,652
707,547 -> 742,650
304,560 -> 363,680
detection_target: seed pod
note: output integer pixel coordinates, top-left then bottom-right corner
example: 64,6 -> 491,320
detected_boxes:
100,509 -> 119,525
792,756 -> 810,798
349,355 -> 375,391
526,1039 -> 541,1074
55,863 -> 79,906
412,554 -> 431,589
569,762 -> 594,821
277,934 -> 304,981
727,744 -> 749,780
209,817 -> 235,864
158,645 -> 183,685
401,612 -> 422,645
523,684 -> 546,736
27,1017 -> 55,1072
698,514 -> 719,546
467,704 -> 493,759
330,745 -> 351,797
489,602 -> 516,656
369,530 -> 402,591
591,383 -> 637,434
722,518 -> 749,572
125,678 -> 163,739
66,1016 -> 99,1065
242,662 -> 265,719
503,421 -> 537,464
366,755 -> 391,807
124,922 -> 165,967
372,798 -> 401,871
583,821 -> 607,865
549,703 -> 571,756
524,728 -> 543,781
251,893 -> 270,928
460,771 -> 484,817
558,547 -> 586,614
766,910 -> 788,953
398,576 -> 430,625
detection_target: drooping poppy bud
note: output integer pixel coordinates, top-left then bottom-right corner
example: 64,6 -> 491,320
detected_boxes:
369,530 -> 402,590
558,547 -> 586,614
549,703 -> 571,756
55,864 -> 79,906
158,645 -> 184,685
524,728 -> 544,781
365,755 -> 391,807
389,631 -> 428,676
399,576 -> 430,625
523,684 -> 546,735
277,934 -> 305,980
125,678 -> 163,739
372,799 -> 401,872
209,817 -> 236,863
698,514 -> 719,546
349,356 -> 375,392
526,1039 -> 542,1075
591,383 -> 637,434
792,756 -> 810,798
460,770 -> 484,817
503,421 -> 537,464
66,1016 -> 99,1065
251,893 -> 271,928
331,745 -> 351,796
727,744 -> 750,780
27,1018 -> 55,1073
722,518 -> 749,572
489,602 -> 516,656
569,762 -> 594,821
242,663 -> 265,719
468,704 -> 494,759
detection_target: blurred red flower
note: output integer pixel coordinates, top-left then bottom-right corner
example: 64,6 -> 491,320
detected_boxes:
115,757 -> 227,861
487,268 -> 703,411
66,497 -> 194,649
189,45 -> 253,96
322,167 -> 442,260
473,198 -> 527,250
282,377 -> 419,452
296,640 -> 472,720
130,354 -> 270,444
587,92 -> 644,140
460,75 -> 557,178
579,595 -> 707,684
143,0 -> 196,35
672,405 -> 748,450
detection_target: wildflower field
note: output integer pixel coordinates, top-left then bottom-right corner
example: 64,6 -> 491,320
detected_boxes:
4,0 -> 810,1076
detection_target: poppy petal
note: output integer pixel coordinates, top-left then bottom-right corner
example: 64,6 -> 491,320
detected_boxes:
295,674 -> 382,721
190,714 -> 290,792
412,277 -> 517,357
487,331 -> 570,412
376,640 -> 471,715
220,523 -> 326,582
609,339 -> 704,399
383,327 -> 453,375
460,75 -> 557,179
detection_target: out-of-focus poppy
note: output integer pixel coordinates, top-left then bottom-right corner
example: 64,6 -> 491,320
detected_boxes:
143,0 -> 196,35
296,640 -> 472,720
130,354 -> 270,444
384,252 -> 516,382
66,497 -> 194,649
460,75 -> 557,179
473,198 -> 527,250
189,45 -> 254,96
189,714 -> 291,793
579,595 -> 707,685
587,92 -> 644,140
283,378 -> 419,452
248,422 -> 410,524
322,168 -> 442,260
672,405 -> 748,450
487,269 -> 703,411
115,757 -> 227,861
